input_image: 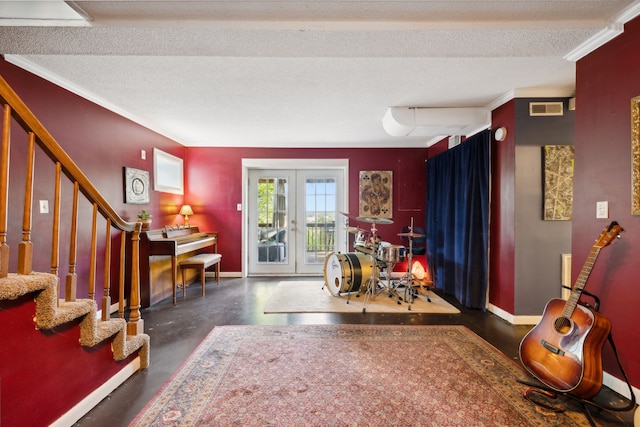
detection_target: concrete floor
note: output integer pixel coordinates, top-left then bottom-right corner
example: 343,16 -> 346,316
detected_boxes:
74,276 -> 636,426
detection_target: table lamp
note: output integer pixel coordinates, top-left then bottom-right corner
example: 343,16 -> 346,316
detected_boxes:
179,204 -> 194,226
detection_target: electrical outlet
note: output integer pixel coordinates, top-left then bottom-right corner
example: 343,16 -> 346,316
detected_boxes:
596,201 -> 608,219
39,200 -> 49,214
141,149 -> 146,160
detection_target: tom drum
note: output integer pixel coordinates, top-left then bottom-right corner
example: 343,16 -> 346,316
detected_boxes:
376,244 -> 406,264
323,252 -> 373,296
353,231 -> 373,254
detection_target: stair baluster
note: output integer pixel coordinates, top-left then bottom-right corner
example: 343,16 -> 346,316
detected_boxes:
18,132 -> 34,274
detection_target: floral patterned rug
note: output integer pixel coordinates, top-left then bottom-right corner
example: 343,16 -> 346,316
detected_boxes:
130,325 -> 590,426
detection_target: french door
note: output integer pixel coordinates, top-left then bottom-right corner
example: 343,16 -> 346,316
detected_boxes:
247,167 -> 345,275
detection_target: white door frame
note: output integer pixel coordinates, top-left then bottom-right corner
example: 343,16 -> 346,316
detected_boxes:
241,158 -> 349,277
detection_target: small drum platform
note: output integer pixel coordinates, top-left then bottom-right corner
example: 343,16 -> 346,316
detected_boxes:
323,252 -> 373,296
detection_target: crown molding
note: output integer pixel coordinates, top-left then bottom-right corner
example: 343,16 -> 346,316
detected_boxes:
564,1 -> 640,62
564,24 -> 624,62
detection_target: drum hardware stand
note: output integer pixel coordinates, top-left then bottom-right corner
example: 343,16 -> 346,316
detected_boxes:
397,221 -> 430,310
355,216 -> 402,313
382,261 -> 404,303
361,253 -> 404,313
361,253 -> 383,313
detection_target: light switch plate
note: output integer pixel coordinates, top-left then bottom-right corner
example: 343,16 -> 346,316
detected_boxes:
596,201 -> 608,219
39,200 -> 49,214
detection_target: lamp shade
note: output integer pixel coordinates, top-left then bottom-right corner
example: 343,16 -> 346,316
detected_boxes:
179,205 -> 194,216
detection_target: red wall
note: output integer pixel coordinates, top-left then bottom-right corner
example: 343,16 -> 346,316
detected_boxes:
489,102 -> 516,313
0,296 -> 135,427
573,17 -> 640,387
186,147 -> 428,273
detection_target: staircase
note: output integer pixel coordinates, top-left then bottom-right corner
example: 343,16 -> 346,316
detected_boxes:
0,75 -> 149,425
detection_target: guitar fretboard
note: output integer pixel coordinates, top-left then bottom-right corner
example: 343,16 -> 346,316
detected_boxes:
561,246 -> 601,319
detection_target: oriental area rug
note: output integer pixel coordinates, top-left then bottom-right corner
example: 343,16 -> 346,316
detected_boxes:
130,325 -> 590,426
263,281 -> 460,314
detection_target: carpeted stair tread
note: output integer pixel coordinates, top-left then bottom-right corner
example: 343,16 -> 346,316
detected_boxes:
36,299 -> 94,329
2,271 -> 150,369
112,330 -> 150,368
80,316 -> 127,347
0,272 -> 57,300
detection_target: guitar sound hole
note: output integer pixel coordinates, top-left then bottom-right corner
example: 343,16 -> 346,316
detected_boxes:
554,316 -> 572,334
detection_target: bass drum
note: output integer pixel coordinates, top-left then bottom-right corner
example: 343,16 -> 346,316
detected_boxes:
323,252 -> 373,296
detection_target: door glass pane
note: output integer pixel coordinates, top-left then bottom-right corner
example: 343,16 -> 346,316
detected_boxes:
256,177 -> 288,264
304,176 -> 336,264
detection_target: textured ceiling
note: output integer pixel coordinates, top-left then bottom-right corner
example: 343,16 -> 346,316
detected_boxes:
1,1 -> 639,148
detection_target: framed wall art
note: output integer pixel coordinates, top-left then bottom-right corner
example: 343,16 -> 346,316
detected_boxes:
359,170 -> 392,218
123,167 -> 150,204
632,95 -> 640,215
542,145 -> 574,220
153,148 -> 184,195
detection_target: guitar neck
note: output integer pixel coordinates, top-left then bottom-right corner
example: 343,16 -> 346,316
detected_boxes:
562,246 -> 601,318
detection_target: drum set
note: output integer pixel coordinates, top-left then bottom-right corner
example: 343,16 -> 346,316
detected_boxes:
323,213 -> 428,313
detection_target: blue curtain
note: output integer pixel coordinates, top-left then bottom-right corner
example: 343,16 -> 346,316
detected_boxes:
425,130 -> 490,309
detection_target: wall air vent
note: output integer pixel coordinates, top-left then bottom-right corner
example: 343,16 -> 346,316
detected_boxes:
448,135 -> 461,148
529,102 -> 564,116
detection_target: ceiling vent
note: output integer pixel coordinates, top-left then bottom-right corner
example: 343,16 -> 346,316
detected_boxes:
529,102 -> 564,116
448,135 -> 462,148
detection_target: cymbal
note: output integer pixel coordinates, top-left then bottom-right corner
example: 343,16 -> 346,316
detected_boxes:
345,226 -> 361,233
339,211 -> 353,218
356,216 -> 394,225
398,231 -> 425,238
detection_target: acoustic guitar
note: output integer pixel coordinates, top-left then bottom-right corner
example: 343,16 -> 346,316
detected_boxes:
519,221 -> 622,399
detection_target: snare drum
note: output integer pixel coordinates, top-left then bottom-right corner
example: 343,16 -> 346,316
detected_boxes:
353,231 -> 373,254
376,244 -> 406,263
323,252 -> 373,296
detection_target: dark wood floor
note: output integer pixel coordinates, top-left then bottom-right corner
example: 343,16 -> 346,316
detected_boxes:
74,277 -> 635,426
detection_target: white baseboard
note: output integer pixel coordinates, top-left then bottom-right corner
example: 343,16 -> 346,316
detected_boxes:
487,303 -> 541,325
50,357 -> 141,427
205,271 -> 242,278
95,300 -> 127,320
604,371 -> 640,404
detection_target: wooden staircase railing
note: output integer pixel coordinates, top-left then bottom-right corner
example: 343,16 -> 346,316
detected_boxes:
0,74 -> 147,354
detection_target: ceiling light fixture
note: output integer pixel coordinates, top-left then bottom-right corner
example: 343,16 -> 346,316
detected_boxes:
494,127 -> 507,142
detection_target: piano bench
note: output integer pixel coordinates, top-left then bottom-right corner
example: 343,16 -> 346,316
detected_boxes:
178,253 -> 222,301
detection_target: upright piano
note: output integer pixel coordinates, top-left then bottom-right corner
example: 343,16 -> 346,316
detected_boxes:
139,226 -> 218,307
